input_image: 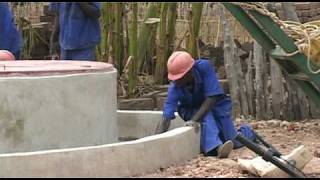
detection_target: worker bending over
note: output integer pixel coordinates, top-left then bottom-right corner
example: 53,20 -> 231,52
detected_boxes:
49,2 -> 101,61
155,51 -> 256,158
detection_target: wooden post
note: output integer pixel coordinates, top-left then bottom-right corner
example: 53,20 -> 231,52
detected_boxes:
245,51 -> 255,117
253,41 -> 266,120
270,58 -> 284,119
235,48 -> 249,118
264,54 -> 272,120
221,5 -> 240,118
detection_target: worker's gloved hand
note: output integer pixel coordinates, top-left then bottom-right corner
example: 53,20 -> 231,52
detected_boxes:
185,120 -> 200,133
154,119 -> 171,135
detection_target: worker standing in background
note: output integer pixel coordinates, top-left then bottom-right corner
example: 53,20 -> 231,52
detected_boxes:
155,51 -> 256,158
49,2 -> 101,61
0,2 -> 23,60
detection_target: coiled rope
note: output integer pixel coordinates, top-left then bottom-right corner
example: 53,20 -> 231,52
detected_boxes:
230,2 -> 320,74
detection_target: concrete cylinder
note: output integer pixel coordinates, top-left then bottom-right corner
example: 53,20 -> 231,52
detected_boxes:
0,60 -> 118,153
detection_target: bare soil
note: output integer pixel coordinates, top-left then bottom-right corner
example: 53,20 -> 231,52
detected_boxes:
136,119 -> 320,178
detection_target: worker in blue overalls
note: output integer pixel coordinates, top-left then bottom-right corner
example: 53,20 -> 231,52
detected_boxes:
49,2 -> 101,61
0,2 -> 23,60
155,51 -> 256,158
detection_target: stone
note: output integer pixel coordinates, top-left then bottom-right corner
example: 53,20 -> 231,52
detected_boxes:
303,157 -> 320,175
220,159 -> 239,169
238,145 -> 313,178
280,121 -> 290,128
267,120 -> 281,128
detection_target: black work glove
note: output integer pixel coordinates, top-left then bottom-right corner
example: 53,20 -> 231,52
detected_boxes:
185,119 -> 200,133
155,119 -> 171,135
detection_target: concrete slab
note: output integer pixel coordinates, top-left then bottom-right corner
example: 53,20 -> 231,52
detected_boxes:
0,111 -> 200,177
117,110 -> 185,139
0,70 -> 118,153
0,126 -> 200,177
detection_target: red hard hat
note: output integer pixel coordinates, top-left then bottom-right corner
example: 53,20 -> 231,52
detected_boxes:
167,51 -> 194,81
0,50 -> 15,61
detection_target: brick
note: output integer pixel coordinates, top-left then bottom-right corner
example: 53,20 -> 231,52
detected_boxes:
156,97 -> 167,110
309,9 -> 318,17
300,16 -> 309,23
295,3 -> 311,10
312,15 -> 320,21
118,98 -> 155,110
301,10 -> 310,17
155,85 -> 170,92
40,16 -> 55,22
140,91 -> 161,98
313,2 -> 320,9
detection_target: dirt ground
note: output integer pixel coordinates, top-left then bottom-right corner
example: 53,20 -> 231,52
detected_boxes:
136,119 -> 320,178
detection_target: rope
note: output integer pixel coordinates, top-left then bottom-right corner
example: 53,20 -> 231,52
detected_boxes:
230,2 -> 320,74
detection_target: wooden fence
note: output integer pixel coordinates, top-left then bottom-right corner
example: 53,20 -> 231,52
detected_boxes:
221,4 -> 320,120
136,2 -> 253,48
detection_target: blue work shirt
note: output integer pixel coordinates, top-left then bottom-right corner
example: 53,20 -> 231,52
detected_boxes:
163,59 -> 224,121
49,2 -> 101,50
0,2 -> 23,59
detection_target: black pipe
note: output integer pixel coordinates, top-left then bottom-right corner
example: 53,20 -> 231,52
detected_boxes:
235,134 -> 306,178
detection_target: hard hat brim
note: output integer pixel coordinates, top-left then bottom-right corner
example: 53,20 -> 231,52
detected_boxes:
168,61 -> 194,81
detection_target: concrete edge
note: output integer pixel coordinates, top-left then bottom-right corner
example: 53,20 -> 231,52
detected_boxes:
0,127 -> 200,177
117,110 -> 185,139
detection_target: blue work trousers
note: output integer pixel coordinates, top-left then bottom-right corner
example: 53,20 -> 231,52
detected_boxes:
61,47 -> 96,61
178,97 -> 255,154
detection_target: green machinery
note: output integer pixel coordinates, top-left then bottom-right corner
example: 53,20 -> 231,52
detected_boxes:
222,2 -> 320,108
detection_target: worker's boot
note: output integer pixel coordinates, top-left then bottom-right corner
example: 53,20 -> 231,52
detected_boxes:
217,140 -> 234,158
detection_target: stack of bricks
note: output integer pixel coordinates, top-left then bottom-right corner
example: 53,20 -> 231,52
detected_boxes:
276,2 -> 320,23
